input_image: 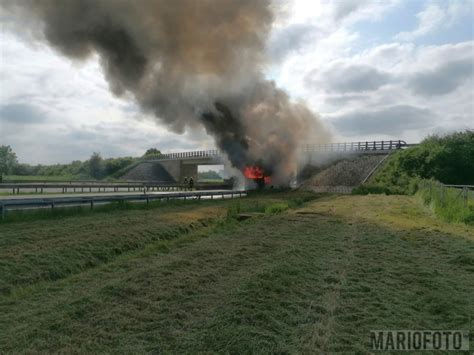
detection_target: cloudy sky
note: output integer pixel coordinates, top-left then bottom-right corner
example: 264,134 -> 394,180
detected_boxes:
1,0 -> 473,164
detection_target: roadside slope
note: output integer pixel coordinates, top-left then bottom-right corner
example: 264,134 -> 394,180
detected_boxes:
300,155 -> 387,190
120,161 -> 176,181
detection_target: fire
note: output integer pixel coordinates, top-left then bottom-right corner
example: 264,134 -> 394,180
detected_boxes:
243,166 -> 271,185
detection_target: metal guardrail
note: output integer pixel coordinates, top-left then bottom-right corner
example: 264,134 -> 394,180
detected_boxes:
361,153 -> 394,184
304,140 -> 408,152
0,181 -> 232,194
421,182 -> 473,208
1,179 -> 175,184
0,190 -> 246,219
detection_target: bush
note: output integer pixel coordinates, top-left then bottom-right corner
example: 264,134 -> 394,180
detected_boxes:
198,170 -> 222,180
372,131 -> 473,193
104,157 -> 135,176
0,145 -> 18,176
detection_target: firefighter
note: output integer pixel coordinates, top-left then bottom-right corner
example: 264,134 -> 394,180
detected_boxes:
189,177 -> 194,190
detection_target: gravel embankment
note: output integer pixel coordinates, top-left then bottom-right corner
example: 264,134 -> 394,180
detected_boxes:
121,162 -> 175,182
300,155 -> 387,188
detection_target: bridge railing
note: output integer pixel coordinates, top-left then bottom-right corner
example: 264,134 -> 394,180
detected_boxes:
157,149 -> 221,160
151,140 -> 409,160
304,140 -> 408,152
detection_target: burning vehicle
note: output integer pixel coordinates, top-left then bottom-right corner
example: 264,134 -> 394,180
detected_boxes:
243,165 -> 272,189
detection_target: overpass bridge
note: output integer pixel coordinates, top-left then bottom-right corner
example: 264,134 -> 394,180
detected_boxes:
303,140 -> 408,153
142,140 -> 410,182
152,140 -> 408,160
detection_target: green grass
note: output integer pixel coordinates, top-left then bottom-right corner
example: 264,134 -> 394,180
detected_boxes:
0,192 -> 472,352
417,182 -> 474,225
264,202 -> 289,214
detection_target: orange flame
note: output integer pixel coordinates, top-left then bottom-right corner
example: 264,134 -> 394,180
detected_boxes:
243,166 -> 271,184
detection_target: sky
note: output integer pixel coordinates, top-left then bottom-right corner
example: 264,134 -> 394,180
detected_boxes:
0,0 -> 473,164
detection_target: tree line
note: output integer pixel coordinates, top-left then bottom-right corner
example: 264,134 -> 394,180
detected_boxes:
0,147 -> 163,180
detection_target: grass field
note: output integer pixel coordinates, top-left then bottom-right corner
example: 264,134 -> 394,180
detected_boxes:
0,191 -> 473,352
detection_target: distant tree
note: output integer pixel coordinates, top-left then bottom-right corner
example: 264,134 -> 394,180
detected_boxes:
104,157 -> 135,175
12,163 -> 36,176
143,148 -> 162,157
198,170 -> 222,180
0,145 -> 18,176
89,152 -> 104,179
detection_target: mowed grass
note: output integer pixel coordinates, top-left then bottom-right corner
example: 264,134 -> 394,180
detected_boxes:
0,192 -> 473,352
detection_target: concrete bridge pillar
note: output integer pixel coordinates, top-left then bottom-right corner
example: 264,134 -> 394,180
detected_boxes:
157,160 -> 198,183
181,163 -> 198,183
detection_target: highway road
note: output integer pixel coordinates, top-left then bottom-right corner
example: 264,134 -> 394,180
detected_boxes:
0,190 -> 246,218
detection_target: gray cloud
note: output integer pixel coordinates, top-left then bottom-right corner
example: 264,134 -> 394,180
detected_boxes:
144,135 -> 199,153
3,118 -> 207,164
267,23 -> 320,61
324,93 -> 370,106
332,0 -> 365,21
65,121 -> 205,153
306,63 -> 392,93
408,57 -> 473,96
67,130 -> 100,142
330,105 -> 434,135
0,103 -> 47,124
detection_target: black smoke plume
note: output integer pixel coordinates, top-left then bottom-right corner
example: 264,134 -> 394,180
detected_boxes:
3,0 -> 330,183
